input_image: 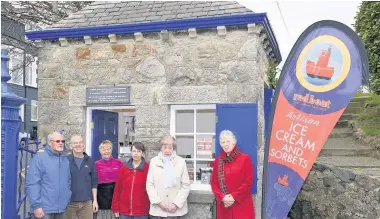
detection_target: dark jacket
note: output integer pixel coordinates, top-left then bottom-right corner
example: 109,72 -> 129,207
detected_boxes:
112,158 -> 150,216
26,146 -> 71,213
67,153 -> 98,202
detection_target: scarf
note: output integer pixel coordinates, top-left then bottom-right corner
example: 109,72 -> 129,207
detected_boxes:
159,151 -> 177,188
218,146 -> 240,194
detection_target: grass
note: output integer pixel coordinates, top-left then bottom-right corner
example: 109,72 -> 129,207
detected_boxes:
356,93 -> 380,136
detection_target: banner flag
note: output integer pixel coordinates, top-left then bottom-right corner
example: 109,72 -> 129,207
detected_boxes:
262,20 -> 369,219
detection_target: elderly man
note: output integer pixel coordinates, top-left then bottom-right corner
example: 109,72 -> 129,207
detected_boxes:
26,132 -> 72,219
66,135 -> 98,219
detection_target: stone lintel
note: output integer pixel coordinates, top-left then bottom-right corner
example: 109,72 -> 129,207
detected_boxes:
217,26 -> 227,37
108,34 -> 117,44
160,30 -> 170,41
84,36 -> 92,45
59,38 -> 68,47
35,39 -> 44,48
248,23 -> 263,34
188,28 -> 197,38
134,32 -> 144,42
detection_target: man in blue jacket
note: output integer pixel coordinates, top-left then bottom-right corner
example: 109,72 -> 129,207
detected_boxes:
66,135 -> 98,219
26,131 -> 71,219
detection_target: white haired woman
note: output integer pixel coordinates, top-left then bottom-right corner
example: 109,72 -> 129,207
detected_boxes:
95,140 -> 123,219
146,136 -> 191,219
210,130 -> 255,219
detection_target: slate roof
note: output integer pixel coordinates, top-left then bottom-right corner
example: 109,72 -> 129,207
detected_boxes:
50,1 -> 253,29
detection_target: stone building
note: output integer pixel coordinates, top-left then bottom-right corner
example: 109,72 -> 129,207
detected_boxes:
26,1 -> 281,218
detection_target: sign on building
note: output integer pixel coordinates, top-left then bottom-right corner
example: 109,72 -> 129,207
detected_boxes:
86,86 -> 131,105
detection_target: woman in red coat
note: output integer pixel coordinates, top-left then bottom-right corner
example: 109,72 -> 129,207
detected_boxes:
111,142 -> 150,219
211,130 -> 255,219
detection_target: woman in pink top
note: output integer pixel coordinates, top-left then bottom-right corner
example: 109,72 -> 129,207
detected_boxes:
95,140 -> 123,219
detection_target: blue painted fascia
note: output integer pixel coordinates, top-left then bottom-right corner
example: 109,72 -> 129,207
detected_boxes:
26,13 -> 281,62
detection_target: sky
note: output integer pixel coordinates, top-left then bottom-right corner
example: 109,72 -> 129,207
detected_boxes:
238,1 -> 362,68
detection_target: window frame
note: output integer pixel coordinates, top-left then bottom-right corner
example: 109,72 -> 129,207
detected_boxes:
8,56 -> 24,86
170,104 -> 216,191
19,104 -> 25,122
25,56 -> 38,88
31,100 -> 38,121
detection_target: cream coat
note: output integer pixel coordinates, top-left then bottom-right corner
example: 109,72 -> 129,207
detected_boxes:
146,153 -> 190,217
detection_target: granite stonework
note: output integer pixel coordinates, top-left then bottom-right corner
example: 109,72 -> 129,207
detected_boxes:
289,162 -> 380,219
37,28 -> 270,219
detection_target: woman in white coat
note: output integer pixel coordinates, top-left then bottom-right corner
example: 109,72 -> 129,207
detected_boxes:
146,136 -> 191,219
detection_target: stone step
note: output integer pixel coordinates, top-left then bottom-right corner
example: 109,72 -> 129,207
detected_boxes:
320,147 -> 374,157
329,128 -> 351,138
348,101 -> 364,108
351,96 -> 371,103
334,120 -> 349,128
317,156 -> 380,168
321,137 -> 375,157
339,113 -> 357,121
343,106 -> 363,114
349,168 -> 380,179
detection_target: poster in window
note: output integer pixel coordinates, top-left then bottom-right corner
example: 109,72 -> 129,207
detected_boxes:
197,137 -> 212,157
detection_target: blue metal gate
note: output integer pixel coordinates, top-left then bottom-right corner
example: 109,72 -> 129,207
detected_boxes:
1,49 -> 66,219
16,138 -> 39,219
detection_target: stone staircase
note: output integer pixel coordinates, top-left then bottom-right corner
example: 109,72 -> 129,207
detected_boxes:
318,96 -> 380,179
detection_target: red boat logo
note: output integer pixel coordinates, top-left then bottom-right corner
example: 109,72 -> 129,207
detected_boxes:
278,175 -> 289,187
306,46 -> 335,80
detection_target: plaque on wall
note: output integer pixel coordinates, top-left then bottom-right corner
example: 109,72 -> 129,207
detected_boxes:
86,86 -> 131,105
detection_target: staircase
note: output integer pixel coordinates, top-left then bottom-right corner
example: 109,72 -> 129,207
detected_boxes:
318,96 -> 380,179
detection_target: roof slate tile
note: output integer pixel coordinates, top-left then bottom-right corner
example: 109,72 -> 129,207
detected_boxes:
49,1 -> 253,28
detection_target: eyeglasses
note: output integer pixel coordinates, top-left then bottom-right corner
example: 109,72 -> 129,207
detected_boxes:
51,140 -> 65,143
72,141 -> 84,145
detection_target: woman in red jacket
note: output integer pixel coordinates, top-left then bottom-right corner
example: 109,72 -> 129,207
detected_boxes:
112,142 -> 150,219
211,130 -> 255,219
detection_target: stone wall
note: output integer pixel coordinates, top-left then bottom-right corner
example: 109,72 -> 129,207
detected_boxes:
37,26 -> 270,218
289,162 -> 380,219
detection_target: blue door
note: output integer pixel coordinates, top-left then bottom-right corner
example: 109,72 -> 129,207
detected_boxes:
92,110 -> 119,161
215,104 -> 258,194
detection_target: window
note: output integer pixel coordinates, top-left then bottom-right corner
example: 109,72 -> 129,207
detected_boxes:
19,104 -> 25,122
25,56 -> 38,87
8,53 -> 24,85
31,100 -> 38,121
170,105 -> 216,190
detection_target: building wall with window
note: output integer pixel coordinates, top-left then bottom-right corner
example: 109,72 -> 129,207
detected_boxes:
30,2 -> 281,219
5,47 -> 38,137
36,27 -> 272,218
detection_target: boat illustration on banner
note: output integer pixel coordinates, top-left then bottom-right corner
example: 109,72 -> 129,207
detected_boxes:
306,47 -> 335,80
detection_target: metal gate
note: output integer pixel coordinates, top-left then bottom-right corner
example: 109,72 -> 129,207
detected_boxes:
16,138 -> 39,219
16,130 -> 64,219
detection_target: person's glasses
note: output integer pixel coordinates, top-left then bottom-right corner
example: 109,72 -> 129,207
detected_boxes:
51,140 -> 65,143
72,141 -> 83,145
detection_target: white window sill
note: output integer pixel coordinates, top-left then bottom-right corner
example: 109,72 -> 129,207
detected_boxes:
31,119 -> 37,122
190,182 -> 211,191
26,84 -> 38,88
8,81 -> 23,86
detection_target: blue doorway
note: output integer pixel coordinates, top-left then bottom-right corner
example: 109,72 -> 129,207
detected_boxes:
92,110 -> 119,161
215,103 -> 258,194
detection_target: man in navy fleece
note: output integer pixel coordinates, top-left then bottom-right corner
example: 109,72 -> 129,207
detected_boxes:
66,135 -> 98,219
